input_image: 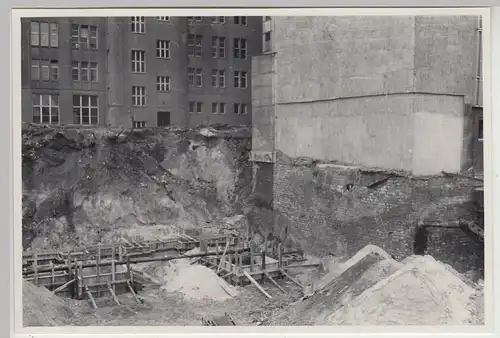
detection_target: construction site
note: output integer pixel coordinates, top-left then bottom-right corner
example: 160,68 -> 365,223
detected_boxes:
21,15 -> 485,327
21,124 -> 485,327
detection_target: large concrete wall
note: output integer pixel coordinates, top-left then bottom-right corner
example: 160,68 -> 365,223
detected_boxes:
273,16 -> 416,103
270,15 -> 479,175
414,16 -> 479,104
275,93 -> 466,175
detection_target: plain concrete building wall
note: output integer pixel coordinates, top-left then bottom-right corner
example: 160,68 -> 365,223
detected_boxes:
270,15 -> 480,175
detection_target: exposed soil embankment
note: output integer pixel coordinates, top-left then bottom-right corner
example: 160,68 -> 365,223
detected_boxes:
22,125 -> 252,250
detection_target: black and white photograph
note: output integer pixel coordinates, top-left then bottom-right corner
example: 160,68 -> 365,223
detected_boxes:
19,13 -> 486,328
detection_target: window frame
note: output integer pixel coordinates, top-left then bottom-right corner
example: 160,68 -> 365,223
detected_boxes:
131,50 -> 146,73
132,86 -> 147,107
32,94 -> 60,125
72,94 -> 99,125
157,76 -> 171,92
131,16 -> 146,34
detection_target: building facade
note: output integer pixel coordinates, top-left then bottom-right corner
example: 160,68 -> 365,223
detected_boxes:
249,16 -> 485,274
21,16 -> 263,128
252,15 -> 484,176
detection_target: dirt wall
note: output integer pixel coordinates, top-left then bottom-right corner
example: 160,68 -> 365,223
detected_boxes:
22,125 -> 252,250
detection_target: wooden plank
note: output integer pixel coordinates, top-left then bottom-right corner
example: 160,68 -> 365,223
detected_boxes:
85,285 -> 98,309
50,262 -> 55,287
126,280 -> 143,304
264,271 -> 287,294
243,271 -> 272,299
278,243 -> 283,268
96,246 -> 101,297
216,241 -> 230,273
279,269 -> 303,288
107,282 -> 121,305
111,247 -> 116,294
33,252 -> 38,285
53,279 -> 75,293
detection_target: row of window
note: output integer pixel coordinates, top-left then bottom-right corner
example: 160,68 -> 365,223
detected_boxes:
30,22 -> 99,49
188,68 -> 248,88
30,59 -> 99,83
189,101 -> 249,115
187,35 -> 247,59
31,93 -> 248,126
131,16 -> 247,33
32,94 -> 98,125
128,36 -> 246,64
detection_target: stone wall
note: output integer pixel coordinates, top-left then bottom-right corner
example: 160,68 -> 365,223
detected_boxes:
272,153 -> 483,273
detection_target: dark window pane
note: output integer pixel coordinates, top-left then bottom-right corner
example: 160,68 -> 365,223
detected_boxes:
42,95 -> 49,106
41,107 -> 50,123
90,96 -> 98,107
82,96 -> 89,106
73,108 -> 81,124
32,107 -> 40,122
73,95 -> 80,106
82,108 -> 90,124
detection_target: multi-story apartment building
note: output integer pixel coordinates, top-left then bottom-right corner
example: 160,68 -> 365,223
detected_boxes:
21,16 -> 262,128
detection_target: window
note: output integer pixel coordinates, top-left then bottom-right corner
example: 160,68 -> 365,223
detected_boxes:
211,36 -> 226,58
133,121 -> 147,128
212,102 -> 226,114
71,24 -> 98,49
132,50 -> 146,73
131,17 -> 146,33
189,101 -> 203,114
132,86 -> 146,106
212,16 -> 226,24
73,95 -> 98,125
211,69 -> 226,88
233,16 -> 247,25
156,16 -> 170,21
30,21 -> 58,47
233,38 -> 247,59
265,32 -> 271,42
157,76 -> 170,92
478,118 -> 483,141
187,34 -> 202,57
156,40 -> 170,59
188,68 -> 203,87
31,59 -> 58,81
72,61 -> 98,82
233,70 -> 248,88
188,17 -> 202,22
32,94 -> 59,124
233,103 -> 248,115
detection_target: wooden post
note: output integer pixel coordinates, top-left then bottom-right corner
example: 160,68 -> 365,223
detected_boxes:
250,244 -> 254,272
111,247 -> 116,294
272,241 -> 276,259
33,251 -> 38,286
278,243 -> 283,269
78,261 -> 83,299
97,245 -> 101,298
85,285 -> 98,309
50,262 -> 55,289
126,255 -> 133,283
68,259 -> 74,298
243,271 -> 272,299
118,245 -> 123,261
107,282 -> 120,305
261,250 -> 266,283
228,253 -> 233,272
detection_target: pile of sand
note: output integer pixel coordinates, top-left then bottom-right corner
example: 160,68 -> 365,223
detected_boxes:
136,249 -> 239,302
324,255 -> 482,325
23,280 -> 77,327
